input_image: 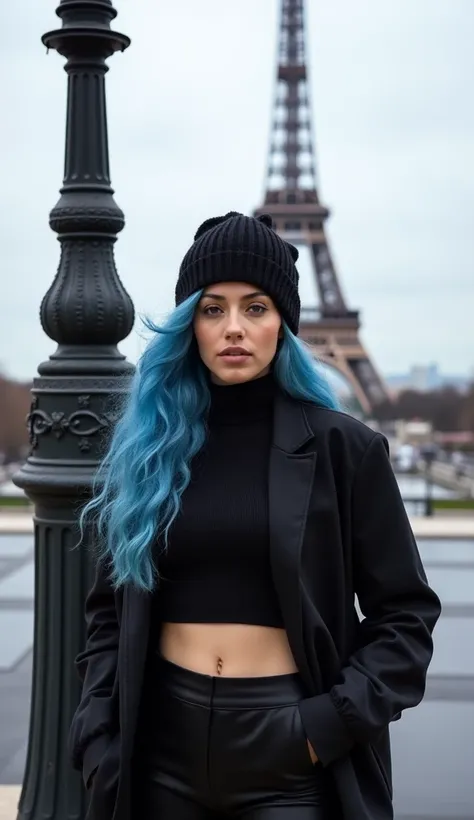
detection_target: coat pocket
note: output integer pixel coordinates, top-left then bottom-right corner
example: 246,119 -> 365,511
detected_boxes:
86,734 -> 121,820
370,743 -> 392,798
82,733 -> 113,790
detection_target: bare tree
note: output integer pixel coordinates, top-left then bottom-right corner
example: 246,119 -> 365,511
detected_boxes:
0,374 -> 31,462
373,385 -> 474,436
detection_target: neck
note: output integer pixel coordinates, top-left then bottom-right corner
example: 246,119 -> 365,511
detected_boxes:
208,372 -> 276,425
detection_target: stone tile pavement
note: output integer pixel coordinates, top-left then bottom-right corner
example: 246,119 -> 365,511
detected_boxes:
0,787 -> 21,820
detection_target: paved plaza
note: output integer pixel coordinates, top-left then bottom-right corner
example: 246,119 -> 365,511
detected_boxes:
0,517 -> 473,818
0,788 -> 20,820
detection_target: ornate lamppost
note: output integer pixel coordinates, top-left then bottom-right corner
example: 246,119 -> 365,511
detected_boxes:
420,443 -> 437,517
13,2 -> 133,818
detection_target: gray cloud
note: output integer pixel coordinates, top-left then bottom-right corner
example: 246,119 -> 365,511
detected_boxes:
0,0 -> 473,381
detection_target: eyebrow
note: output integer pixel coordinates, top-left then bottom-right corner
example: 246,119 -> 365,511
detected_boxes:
201,291 -> 267,301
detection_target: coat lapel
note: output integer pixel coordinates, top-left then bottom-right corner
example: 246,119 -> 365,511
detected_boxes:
269,391 -> 317,688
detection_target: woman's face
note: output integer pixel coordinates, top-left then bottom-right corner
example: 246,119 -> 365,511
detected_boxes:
193,282 -> 282,385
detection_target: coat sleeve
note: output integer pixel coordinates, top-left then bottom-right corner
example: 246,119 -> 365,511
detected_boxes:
298,433 -> 442,768
68,556 -> 120,786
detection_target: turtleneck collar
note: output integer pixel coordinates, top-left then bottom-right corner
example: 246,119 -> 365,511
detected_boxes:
208,372 -> 276,426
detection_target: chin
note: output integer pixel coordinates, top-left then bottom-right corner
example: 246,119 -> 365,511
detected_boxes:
210,365 -> 267,386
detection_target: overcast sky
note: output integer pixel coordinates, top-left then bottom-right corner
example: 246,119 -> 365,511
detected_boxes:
1,0 -> 473,382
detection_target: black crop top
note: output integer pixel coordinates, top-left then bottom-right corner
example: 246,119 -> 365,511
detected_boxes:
153,373 -> 284,628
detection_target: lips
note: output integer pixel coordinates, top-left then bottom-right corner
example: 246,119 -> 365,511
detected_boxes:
218,347 -> 251,357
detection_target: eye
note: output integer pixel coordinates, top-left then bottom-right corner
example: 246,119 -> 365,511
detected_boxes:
202,304 -> 223,316
247,303 -> 268,315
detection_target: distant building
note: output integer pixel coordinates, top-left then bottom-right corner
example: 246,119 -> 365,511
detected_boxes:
385,364 -> 471,394
409,364 -> 442,391
394,419 -> 433,446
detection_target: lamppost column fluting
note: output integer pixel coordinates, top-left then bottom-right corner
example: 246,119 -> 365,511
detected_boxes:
13,2 -> 133,818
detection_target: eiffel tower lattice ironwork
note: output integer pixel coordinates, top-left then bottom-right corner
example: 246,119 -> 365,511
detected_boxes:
253,0 -> 389,413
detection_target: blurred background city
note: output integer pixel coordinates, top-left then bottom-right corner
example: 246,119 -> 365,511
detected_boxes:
0,1 -> 473,819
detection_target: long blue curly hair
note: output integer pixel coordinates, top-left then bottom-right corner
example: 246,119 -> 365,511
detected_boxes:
81,290 -> 340,591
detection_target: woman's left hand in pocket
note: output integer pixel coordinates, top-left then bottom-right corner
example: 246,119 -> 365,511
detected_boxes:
307,739 -> 318,764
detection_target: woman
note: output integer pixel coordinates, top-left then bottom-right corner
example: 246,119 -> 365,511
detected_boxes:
69,212 -> 441,820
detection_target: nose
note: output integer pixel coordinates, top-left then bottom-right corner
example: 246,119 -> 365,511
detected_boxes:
224,309 -> 245,340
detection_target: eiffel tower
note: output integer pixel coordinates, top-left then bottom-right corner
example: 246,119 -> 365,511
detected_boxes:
253,0 -> 389,413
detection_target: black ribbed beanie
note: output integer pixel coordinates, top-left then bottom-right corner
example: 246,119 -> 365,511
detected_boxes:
175,211 -> 301,334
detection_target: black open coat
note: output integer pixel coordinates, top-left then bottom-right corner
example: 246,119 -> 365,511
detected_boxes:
69,390 -> 441,820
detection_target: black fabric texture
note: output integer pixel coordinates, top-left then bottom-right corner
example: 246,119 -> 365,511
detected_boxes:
175,211 -> 301,334
154,373 -> 284,628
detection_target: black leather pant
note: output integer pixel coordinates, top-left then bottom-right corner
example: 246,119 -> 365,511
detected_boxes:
136,654 -> 340,819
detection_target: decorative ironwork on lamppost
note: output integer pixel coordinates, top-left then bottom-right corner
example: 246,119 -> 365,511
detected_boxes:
13,2 -> 133,818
